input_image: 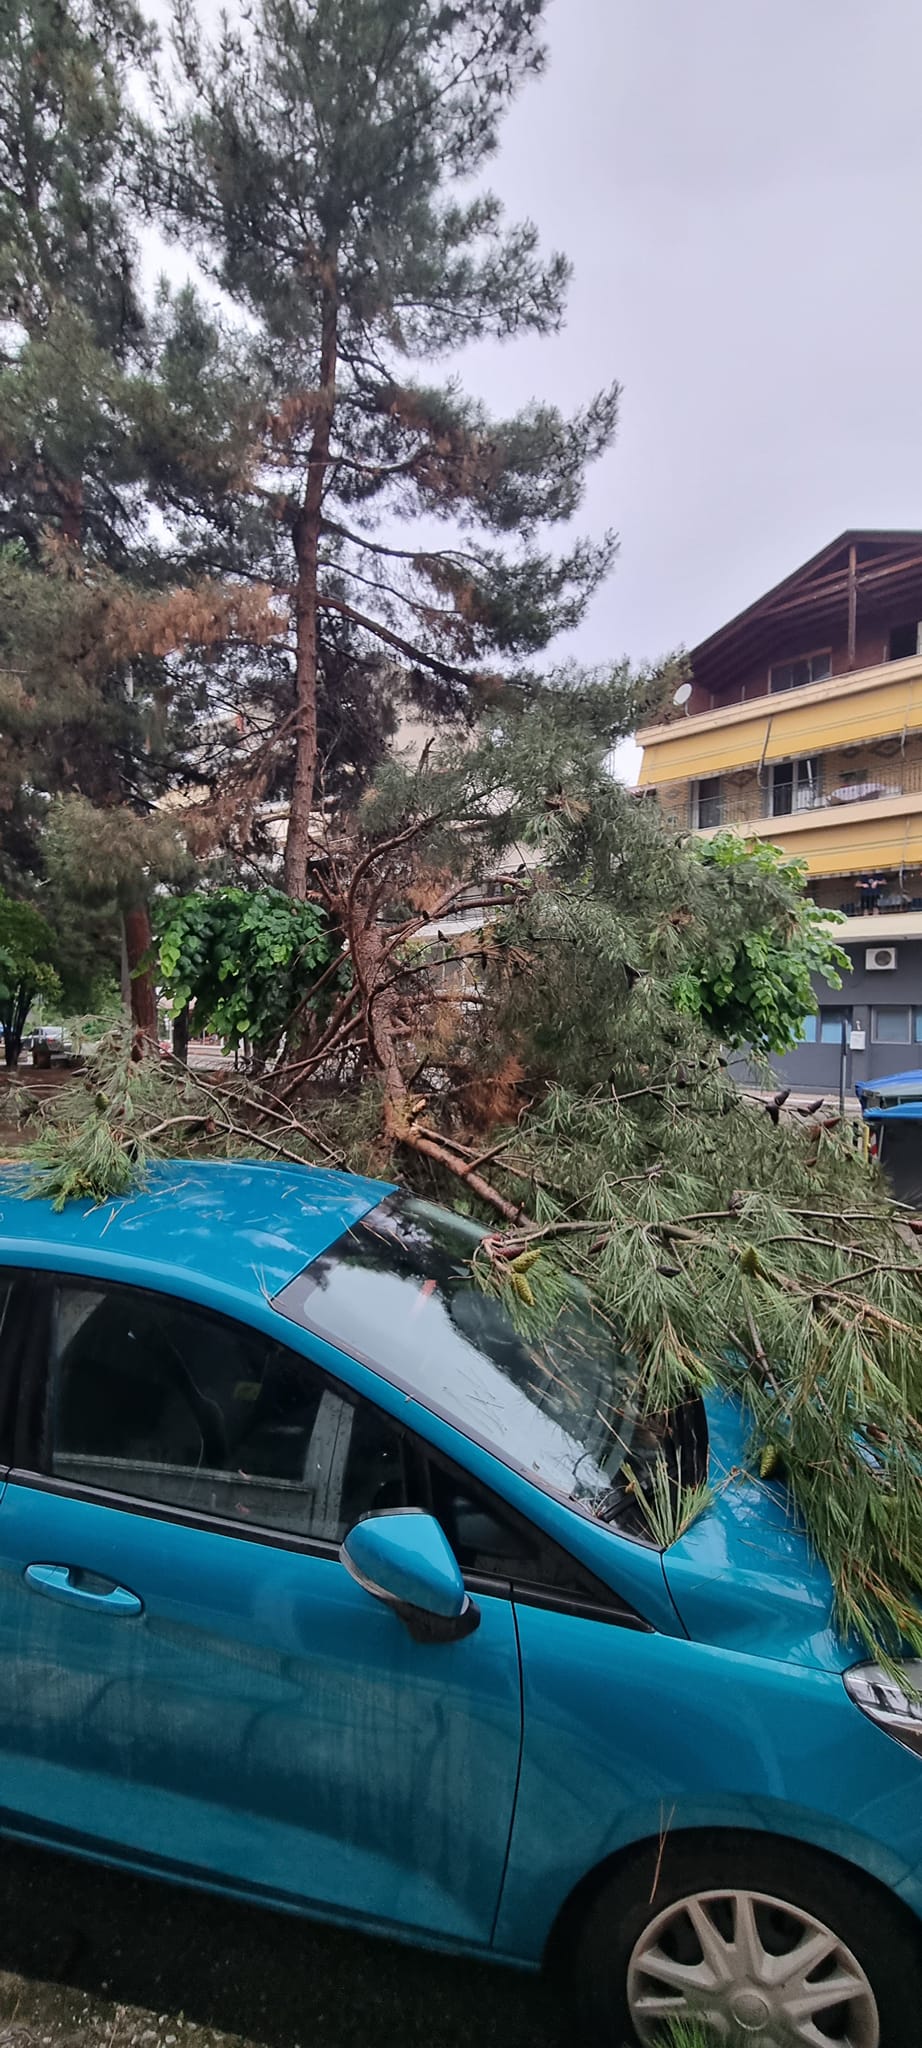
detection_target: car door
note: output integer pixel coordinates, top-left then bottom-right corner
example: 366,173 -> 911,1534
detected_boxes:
0,1273 -> 522,1947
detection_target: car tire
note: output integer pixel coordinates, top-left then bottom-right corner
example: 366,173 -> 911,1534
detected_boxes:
572,1830 -> 922,2047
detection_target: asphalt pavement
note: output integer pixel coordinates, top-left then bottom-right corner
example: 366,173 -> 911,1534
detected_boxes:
0,1843 -> 568,2048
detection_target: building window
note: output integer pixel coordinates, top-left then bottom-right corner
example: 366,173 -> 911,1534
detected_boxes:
694,776 -> 723,829
872,1007 -> 912,1044
769,652 -> 832,694
770,757 -> 819,817
802,1008 -> 851,1045
819,1007 -> 851,1044
888,622 -> 922,661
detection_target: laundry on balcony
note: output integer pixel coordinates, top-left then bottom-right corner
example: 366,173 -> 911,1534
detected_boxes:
827,781 -> 899,805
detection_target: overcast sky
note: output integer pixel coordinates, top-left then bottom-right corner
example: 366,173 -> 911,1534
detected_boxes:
451,0 -> 922,671
151,0 -> 922,768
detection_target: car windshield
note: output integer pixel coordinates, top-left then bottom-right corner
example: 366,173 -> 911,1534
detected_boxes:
273,1194 -> 646,1512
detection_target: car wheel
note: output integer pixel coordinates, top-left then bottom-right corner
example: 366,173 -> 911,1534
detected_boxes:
572,1831 -> 922,2047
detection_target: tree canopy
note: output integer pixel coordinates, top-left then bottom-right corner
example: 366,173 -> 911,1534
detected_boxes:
0,0 -> 283,1016
673,835 -> 849,1056
147,0 -> 618,894
156,886 -> 337,1057
0,887 -> 60,1063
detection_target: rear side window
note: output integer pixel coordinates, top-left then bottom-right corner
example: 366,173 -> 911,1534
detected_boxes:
43,1282 -> 414,1544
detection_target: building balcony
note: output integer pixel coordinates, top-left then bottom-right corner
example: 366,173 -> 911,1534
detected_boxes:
636,649 -> 922,784
690,755 -> 922,834
685,771 -> 922,878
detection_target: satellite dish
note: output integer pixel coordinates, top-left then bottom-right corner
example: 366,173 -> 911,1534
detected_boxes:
673,682 -> 693,707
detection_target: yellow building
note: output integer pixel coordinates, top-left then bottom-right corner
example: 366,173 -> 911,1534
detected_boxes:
636,530 -> 922,1090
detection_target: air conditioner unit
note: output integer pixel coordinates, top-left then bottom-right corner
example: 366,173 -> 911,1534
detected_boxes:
866,946 -> 898,971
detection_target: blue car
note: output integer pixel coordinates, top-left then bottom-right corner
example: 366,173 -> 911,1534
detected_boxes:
0,1160 -> 920,2048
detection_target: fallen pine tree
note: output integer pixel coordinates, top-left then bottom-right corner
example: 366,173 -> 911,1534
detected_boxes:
19,672 -> 922,1668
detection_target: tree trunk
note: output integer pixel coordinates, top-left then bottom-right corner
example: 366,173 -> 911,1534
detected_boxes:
5,983 -> 31,1068
120,923 -> 131,1011
348,904 -> 521,1222
283,264 -> 339,901
350,906 -> 408,1113
122,903 -> 158,1044
172,1004 -> 190,1065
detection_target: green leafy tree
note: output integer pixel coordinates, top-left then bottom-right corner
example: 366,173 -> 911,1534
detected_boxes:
672,835 -> 849,1054
149,0 -> 619,894
0,890 -> 61,1065
156,888 -> 337,1060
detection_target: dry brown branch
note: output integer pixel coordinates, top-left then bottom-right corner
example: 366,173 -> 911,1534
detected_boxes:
399,1126 -> 522,1222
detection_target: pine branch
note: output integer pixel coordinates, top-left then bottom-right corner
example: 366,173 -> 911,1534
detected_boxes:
317,595 -> 487,688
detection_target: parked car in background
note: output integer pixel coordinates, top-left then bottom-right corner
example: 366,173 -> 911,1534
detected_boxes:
0,1159 -> 919,2046
23,1026 -> 72,1067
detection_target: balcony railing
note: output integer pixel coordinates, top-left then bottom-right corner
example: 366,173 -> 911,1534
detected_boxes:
689,757 -> 922,833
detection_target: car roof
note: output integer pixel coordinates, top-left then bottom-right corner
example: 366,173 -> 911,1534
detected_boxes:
0,1158 -> 392,1303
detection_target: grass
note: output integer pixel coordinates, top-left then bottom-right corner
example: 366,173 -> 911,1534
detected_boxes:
660,2027 -> 720,2048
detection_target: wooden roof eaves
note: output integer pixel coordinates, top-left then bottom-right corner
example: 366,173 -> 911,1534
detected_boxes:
690,530 -> 922,666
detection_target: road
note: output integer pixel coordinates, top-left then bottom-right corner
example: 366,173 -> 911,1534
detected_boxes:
0,1843 -> 567,2048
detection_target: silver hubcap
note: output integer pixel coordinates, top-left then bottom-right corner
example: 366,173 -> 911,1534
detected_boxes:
627,1886 -> 879,2046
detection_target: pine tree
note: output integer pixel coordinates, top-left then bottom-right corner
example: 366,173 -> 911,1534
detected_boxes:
0,2 -> 283,1021
148,0 -> 619,895
0,0 -> 148,350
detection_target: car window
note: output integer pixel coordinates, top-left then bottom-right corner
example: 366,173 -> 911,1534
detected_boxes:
36,1279 -> 640,1617
424,1456 -> 617,1599
274,1195 -> 643,1513
42,1283 -> 415,1545
0,1274 -> 22,1459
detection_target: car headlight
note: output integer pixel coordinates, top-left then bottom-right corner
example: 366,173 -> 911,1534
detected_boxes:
844,1661 -> 922,1755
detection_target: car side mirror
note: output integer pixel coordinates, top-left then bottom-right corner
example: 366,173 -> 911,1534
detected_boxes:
340,1510 -> 480,1645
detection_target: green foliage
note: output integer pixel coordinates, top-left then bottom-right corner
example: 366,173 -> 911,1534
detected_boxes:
661,2025 -> 722,2048
0,0 -> 150,343
333,683 -> 922,1664
362,669 -> 823,1092
482,1084 -> 922,1668
45,797 -> 192,909
156,888 -> 337,1053
626,1456 -> 716,1549
23,1022 -> 349,1206
0,3 -> 288,916
25,1027 -> 187,1207
673,836 -> 849,1053
58,984 -> 127,1051
9,458 -> 922,1674
0,893 -> 58,971
0,889 -> 62,1061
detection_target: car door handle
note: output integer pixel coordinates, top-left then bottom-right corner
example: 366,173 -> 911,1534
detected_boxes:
24,1564 -> 143,1617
